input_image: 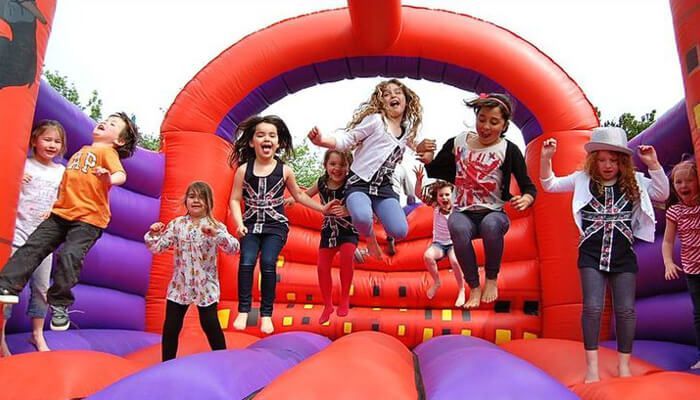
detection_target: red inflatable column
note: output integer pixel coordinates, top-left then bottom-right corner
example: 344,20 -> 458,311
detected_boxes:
348,0 -> 401,52
0,0 -> 56,264
670,0 -> 700,170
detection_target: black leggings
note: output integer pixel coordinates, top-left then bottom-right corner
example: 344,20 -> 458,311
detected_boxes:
580,268 -> 636,353
162,300 -> 226,361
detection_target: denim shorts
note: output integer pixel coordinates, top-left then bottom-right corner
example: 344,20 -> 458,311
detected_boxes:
430,242 -> 453,260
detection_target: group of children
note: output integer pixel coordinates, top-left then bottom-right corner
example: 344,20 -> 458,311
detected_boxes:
0,80 -> 698,382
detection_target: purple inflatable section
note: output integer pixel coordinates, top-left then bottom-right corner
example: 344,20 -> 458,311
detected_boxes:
88,332 -> 331,399
5,284 -> 145,332
634,292 -> 694,345
81,232 -> 152,296
601,340 -> 699,373
414,335 -> 577,400
34,80 -> 165,198
635,234 -> 686,298
5,329 -> 160,356
215,56 -> 542,144
106,186 -> 160,241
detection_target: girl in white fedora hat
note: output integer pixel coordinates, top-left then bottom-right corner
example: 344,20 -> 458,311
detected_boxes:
539,127 -> 669,383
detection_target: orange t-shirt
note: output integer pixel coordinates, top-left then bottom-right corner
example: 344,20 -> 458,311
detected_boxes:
52,145 -> 125,228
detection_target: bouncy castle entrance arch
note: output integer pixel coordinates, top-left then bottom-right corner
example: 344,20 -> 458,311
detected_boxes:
154,1 -> 600,340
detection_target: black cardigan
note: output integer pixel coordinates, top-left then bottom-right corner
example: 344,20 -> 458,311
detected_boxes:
424,137 -> 537,201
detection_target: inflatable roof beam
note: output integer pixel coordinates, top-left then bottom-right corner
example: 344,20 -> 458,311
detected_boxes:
348,0 -> 402,52
670,0 -> 700,173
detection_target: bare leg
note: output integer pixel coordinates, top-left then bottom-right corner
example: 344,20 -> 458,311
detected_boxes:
233,312 -> 248,330
448,249 -> 465,307
260,316 -> 274,334
366,232 -> 384,260
481,278 -> 499,303
584,350 -> 600,383
618,352 -> 632,378
0,317 -> 10,357
423,246 -> 442,299
29,317 -> 50,351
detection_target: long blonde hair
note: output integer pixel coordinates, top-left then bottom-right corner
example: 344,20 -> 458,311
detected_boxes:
345,79 -> 422,149
583,151 -> 640,202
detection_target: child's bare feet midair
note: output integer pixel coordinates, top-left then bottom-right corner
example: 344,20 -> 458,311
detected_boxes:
427,279 -> 441,299
261,316 -> 274,334
454,287 -> 466,308
233,312 -> 248,330
0,337 -> 10,357
366,234 -> 384,260
481,279 -> 499,303
464,287 -> 481,308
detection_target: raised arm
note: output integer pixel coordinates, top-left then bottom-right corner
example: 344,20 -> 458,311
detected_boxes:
229,165 -> 248,237
144,220 -> 176,254
284,165 -> 327,214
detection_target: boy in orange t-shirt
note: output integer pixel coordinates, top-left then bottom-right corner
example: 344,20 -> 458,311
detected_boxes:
0,112 -> 139,331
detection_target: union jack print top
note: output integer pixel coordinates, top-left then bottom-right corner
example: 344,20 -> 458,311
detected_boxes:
242,160 -> 289,238
318,177 -> 358,248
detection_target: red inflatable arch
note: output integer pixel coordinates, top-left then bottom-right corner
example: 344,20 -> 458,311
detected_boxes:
150,0 -> 600,344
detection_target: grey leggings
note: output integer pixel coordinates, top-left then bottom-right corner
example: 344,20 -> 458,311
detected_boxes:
580,268 -> 636,353
448,210 -> 510,289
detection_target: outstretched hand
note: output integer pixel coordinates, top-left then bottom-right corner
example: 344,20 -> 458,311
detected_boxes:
201,225 -> 219,237
93,167 -> 112,184
665,262 -> 682,280
149,222 -> 165,234
413,164 -> 425,182
541,138 -> 557,159
510,194 -> 533,211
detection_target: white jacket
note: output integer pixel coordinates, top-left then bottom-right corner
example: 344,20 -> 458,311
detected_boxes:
540,169 -> 669,242
334,113 -> 409,182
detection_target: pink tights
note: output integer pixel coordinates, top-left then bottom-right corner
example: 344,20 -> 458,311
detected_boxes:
317,242 -> 356,324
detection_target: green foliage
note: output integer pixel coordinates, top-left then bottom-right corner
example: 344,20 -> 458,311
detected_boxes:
287,141 -> 324,189
43,69 -> 103,120
138,134 -> 161,152
602,110 -> 657,139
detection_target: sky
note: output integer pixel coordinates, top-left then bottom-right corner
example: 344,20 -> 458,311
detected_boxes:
43,0 -> 685,161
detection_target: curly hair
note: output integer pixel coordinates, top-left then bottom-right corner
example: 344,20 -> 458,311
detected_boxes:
667,160 -> 698,207
421,180 -> 454,207
110,112 -> 140,159
583,151 -> 640,202
345,79 -> 422,149
228,115 -> 294,167
464,93 -> 514,136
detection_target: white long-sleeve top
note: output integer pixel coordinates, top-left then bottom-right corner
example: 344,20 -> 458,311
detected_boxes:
334,113 -> 410,182
540,169 -> 669,242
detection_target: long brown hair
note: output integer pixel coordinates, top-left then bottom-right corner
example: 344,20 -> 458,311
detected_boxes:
184,181 -> 219,226
345,79 -> 422,149
583,151 -> 640,202
320,149 -> 352,186
421,180 -> 454,207
464,93 -> 514,136
228,115 -> 294,167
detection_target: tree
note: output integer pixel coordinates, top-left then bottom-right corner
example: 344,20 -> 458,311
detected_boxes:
43,69 -> 103,120
286,141 -> 324,189
129,113 -> 161,152
595,107 -> 657,139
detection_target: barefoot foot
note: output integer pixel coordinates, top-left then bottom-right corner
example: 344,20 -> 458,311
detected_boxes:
454,287 -> 466,308
463,287 -> 481,309
584,370 -> 600,384
367,235 -> 384,260
319,306 -> 334,324
260,316 -> 274,334
233,313 -> 248,330
481,279 -> 499,303
29,333 -> 50,352
691,360 -> 700,369
427,280 -> 441,299
0,338 -> 10,357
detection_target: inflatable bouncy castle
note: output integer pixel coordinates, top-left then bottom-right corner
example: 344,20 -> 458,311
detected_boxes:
1,0 -> 700,398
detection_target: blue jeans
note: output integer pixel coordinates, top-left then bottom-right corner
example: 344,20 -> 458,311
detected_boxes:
687,273 -> 700,356
345,192 -> 408,239
448,210 -> 510,289
237,233 -> 286,317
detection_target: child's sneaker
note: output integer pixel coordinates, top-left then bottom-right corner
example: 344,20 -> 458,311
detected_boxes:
0,288 -> 18,304
50,305 -> 71,331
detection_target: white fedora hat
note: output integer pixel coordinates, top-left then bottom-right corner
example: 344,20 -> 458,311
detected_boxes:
583,127 -> 633,156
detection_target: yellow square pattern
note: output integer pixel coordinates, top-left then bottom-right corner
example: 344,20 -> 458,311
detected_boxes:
343,322 -> 352,334
286,293 -> 296,301
441,309 -> 452,321
523,332 -> 538,339
303,304 -> 313,309
276,256 -> 285,268
282,316 -> 293,326
495,329 -> 512,344
460,329 -> 472,336
397,325 -> 406,336
423,328 -> 434,342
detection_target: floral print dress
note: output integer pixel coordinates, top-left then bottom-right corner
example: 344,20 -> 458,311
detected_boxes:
145,215 -> 239,307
